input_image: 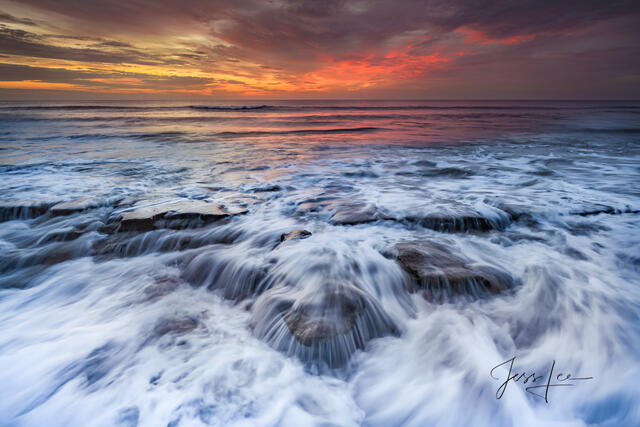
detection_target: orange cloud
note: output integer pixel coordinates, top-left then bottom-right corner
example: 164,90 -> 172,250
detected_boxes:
301,48 -> 452,92
457,27 -> 536,45
0,80 -> 90,91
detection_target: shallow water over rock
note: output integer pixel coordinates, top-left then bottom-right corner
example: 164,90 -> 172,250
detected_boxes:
395,241 -> 517,300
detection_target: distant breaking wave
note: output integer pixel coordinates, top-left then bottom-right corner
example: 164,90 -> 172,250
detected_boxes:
189,105 -> 271,111
32,127 -> 383,142
579,127 -> 640,134
213,127 -> 382,137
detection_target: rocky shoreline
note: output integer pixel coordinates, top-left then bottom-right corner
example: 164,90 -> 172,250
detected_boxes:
0,194 -> 592,367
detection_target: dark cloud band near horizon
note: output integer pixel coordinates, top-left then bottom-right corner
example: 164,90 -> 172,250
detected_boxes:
0,0 -> 639,99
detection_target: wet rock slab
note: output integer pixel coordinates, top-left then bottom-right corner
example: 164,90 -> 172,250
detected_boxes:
50,198 -> 107,216
182,249 -> 268,301
395,242 -> 515,300
0,201 -> 54,222
329,203 -> 381,225
570,204 -> 640,217
296,197 -> 384,226
251,282 -> 399,367
111,199 -> 248,232
401,212 -> 512,233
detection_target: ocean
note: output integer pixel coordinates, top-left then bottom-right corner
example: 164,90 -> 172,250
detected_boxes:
0,100 -> 639,426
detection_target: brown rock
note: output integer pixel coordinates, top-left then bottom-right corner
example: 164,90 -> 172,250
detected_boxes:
395,242 -> 514,299
251,282 -> 398,367
329,203 -> 380,225
116,200 -> 247,231
280,229 -> 312,243
153,316 -> 198,337
50,198 -> 99,216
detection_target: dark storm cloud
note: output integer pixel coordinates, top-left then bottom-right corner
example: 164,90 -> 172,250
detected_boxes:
93,40 -> 135,49
186,0 -> 640,70
0,62 -> 103,82
8,0 -> 640,62
0,62 -> 212,89
13,1 -> 634,37
0,11 -> 36,26
0,26 -> 141,63
427,0 -> 640,38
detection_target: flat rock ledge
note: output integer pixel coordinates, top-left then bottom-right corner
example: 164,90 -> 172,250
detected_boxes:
0,201 -> 55,222
50,198 -> 109,216
395,242 -> 516,301
401,212 -> 512,233
110,200 -> 248,232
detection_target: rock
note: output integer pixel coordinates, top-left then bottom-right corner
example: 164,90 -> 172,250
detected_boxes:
280,229 -> 312,243
0,238 -> 91,276
92,226 -> 243,260
571,205 -> 639,217
251,282 -> 398,367
395,242 -> 515,300
403,214 -> 510,233
420,166 -> 474,178
143,276 -> 180,301
38,228 -> 84,244
117,204 -> 173,231
330,203 -> 380,225
249,184 -> 282,193
153,316 -> 198,337
0,200 -> 53,222
50,198 -> 101,216
295,197 -> 384,226
115,197 -> 139,207
113,200 -> 247,232
283,286 -> 365,344
489,203 -> 538,228
295,196 -> 340,215
182,248 -> 269,301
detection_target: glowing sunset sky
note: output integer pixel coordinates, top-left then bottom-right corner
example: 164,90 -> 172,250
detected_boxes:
0,0 -> 639,99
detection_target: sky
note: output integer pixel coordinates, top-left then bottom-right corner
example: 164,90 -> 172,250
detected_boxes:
0,0 -> 639,100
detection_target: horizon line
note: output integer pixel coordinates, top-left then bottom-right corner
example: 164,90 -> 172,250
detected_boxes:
1,98 -> 640,103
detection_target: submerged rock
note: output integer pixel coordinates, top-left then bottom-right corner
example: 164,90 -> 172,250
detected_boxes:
420,166 -> 474,178
570,205 -> 639,217
280,229 -> 312,243
143,275 -> 181,301
402,214 -> 511,233
295,196 -> 384,226
0,200 -> 53,222
249,184 -> 283,193
295,196 -> 339,214
92,227 -> 243,260
182,249 -> 269,301
251,282 -> 399,367
38,228 -> 84,244
330,203 -> 380,225
395,242 -> 515,300
153,316 -> 198,337
111,200 -> 247,232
